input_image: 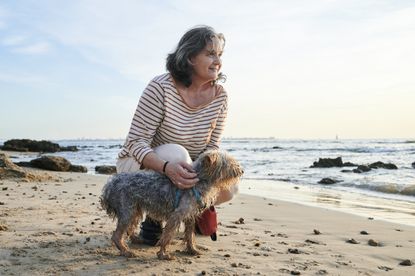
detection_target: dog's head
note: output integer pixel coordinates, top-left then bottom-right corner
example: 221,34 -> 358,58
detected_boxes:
194,150 -> 244,189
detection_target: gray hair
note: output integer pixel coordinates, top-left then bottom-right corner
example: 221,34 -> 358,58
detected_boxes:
166,25 -> 226,87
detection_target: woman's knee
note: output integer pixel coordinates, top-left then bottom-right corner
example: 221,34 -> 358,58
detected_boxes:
154,144 -> 192,164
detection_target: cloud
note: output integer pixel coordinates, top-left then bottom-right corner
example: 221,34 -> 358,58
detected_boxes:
11,41 -> 51,54
2,35 -> 27,46
0,72 -> 46,84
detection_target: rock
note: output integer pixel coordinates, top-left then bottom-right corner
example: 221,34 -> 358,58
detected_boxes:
288,248 -> 301,254
318,178 -> 340,185
399,259 -> 413,266
369,161 -> 398,170
30,155 -> 86,172
347,238 -> 359,244
343,162 -> 357,167
311,157 -> 343,168
313,229 -> 321,235
368,239 -> 380,246
30,156 -> 71,171
353,165 -> 371,173
70,165 -> 88,173
60,146 -> 78,152
341,169 -> 353,173
0,153 -> 30,179
1,139 -> 78,152
360,230 -> 369,235
95,165 -> 116,175
411,162 -> 415,169
1,139 -> 60,152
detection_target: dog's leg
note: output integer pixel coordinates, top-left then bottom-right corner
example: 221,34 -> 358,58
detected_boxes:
184,218 -> 201,256
112,220 -> 135,257
157,212 -> 182,260
128,207 -> 143,244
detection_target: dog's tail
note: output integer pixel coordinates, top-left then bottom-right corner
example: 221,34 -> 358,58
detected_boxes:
99,175 -> 118,219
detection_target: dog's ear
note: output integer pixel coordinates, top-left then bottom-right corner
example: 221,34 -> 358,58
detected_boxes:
202,152 -> 217,168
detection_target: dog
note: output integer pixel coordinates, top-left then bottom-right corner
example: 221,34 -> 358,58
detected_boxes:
100,150 -> 243,260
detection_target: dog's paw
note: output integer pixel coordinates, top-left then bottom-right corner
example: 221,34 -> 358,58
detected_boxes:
121,250 -> 136,258
186,247 -> 202,256
157,251 -> 175,260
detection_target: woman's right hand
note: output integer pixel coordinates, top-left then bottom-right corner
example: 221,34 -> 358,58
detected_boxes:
165,161 -> 198,189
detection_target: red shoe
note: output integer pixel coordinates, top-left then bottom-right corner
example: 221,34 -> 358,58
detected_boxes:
196,206 -> 217,241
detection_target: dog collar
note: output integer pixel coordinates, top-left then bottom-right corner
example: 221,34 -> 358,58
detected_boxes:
174,187 -> 206,209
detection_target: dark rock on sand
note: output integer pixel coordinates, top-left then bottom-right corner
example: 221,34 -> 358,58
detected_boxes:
368,239 -> 380,246
369,161 -> 398,170
288,248 -> 301,254
318,178 -> 341,185
411,162 -> 415,169
360,230 -> 369,235
341,169 -> 353,173
30,156 -> 87,172
70,165 -> 88,173
95,165 -> 116,175
1,139 -> 78,152
399,259 -> 413,266
311,157 -> 343,168
347,238 -> 359,244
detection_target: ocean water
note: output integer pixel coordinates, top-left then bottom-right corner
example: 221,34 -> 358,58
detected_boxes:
2,138 -> 415,204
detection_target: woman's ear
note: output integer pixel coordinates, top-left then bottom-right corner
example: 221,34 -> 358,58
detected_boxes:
187,58 -> 195,66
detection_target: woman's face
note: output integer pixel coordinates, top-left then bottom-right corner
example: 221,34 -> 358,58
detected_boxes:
190,37 -> 223,83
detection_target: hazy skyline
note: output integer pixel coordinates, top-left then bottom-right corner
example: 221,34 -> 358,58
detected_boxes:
1,0 -> 414,140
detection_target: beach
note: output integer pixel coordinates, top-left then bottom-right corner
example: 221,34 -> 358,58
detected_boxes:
1,163 -> 414,275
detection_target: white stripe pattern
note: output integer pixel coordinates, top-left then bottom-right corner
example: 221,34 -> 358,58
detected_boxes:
119,73 -> 228,164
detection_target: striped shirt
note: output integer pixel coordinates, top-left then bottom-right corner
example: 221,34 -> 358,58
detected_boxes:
118,73 -> 228,164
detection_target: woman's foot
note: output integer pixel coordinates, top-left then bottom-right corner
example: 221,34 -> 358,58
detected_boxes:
136,217 -> 162,246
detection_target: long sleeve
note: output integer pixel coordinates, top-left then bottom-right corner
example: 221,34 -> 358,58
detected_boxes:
122,79 -> 165,163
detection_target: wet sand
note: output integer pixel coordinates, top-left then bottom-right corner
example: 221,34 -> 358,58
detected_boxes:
1,169 -> 414,275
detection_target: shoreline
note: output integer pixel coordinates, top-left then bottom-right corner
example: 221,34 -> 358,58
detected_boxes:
240,179 -> 415,227
1,170 -> 414,275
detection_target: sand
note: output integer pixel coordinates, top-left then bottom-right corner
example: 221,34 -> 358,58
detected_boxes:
1,168 -> 414,275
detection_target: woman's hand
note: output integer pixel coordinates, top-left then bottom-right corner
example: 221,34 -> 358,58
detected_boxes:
165,161 -> 198,189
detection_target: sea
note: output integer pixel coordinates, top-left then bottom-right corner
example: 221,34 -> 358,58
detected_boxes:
2,138 -> 415,225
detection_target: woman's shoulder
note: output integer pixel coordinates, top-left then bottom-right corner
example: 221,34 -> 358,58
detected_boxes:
214,83 -> 228,101
150,73 -> 172,85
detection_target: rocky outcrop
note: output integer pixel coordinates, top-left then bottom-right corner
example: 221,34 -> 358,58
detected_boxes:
0,153 -> 28,179
95,165 -> 116,175
311,157 -> 343,168
0,153 -> 52,181
353,165 -> 371,173
1,139 -> 78,152
311,157 -> 398,173
30,156 -> 87,172
369,161 -> 398,170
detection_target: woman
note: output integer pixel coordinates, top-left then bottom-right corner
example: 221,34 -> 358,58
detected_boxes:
117,26 -> 237,245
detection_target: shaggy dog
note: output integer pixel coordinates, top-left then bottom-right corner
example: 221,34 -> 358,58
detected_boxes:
100,150 -> 243,260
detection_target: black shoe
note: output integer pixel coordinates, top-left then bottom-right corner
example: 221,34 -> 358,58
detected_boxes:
139,217 -> 162,246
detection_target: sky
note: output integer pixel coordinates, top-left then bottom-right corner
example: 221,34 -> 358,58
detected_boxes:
1,0 -> 414,140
